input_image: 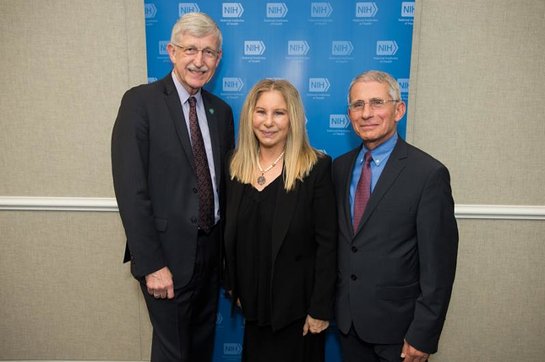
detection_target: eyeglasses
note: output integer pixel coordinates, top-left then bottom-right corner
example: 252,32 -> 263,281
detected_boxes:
348,98 -> 399,112
172,43 -> 220,60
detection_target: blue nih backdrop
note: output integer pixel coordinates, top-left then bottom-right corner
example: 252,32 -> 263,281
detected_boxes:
144,1 -> 415,360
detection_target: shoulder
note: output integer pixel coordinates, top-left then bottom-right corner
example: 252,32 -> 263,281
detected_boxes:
201,88 -> 233,112
120,76 -> 169,104
315,152 -> 332,168
300,153 -> 332,186
397,140 -> 452,188
308,152 -> 332,175
403,140 -> 449,173
333,147 -> 360,165
332,147 -> 360,174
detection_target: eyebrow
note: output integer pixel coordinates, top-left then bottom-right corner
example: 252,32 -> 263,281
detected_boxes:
254,107 -> 288,111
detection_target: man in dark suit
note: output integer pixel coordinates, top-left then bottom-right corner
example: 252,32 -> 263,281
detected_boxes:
111,12 -> 234,362
333,70 -> 458,362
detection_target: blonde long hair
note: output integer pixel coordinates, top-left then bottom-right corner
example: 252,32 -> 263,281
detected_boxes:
230,79 -> 320,191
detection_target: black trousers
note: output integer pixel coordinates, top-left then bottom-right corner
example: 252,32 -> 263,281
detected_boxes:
338,325 -> 403,362
140,225 -> 220,362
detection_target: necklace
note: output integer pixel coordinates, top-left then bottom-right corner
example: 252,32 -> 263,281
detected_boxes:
257,151 -> 285,186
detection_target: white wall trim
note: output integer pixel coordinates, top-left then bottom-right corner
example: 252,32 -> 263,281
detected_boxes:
0,196 -> 118,212
0,196 -> 544,220
454,204 -> 545,220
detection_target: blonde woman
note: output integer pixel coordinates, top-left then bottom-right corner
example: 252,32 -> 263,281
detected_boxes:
224,79 -> 337,362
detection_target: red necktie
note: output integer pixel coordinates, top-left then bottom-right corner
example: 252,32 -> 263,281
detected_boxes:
188,97 -> 214,232
353,151 -> 372,232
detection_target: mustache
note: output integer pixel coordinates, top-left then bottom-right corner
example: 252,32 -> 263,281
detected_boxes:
188,65 -> 209,72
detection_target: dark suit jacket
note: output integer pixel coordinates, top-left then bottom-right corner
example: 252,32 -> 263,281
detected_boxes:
112,74 -> 234,288
333,137 -> 458,353
224,155 -> 337,331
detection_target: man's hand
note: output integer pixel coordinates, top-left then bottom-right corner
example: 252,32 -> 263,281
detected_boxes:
145,266 -> 174,299
401,340 -> 429,362
302,315 -> 329,336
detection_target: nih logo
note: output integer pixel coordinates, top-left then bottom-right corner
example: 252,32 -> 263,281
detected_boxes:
332,41 -> 354,56
158,41 -> 169,55
267,3 -> 288,18
244,41 -> 266,56
178,3 -> 200,16
401,2 -> 415,17
355,2 -> 378,18
223,343 -> 242,355
309,78 -> 330,93
329,115 -> 350,129
144,3 -> 157,19
223,77 -> 244,92
223,3 -> 244,18
216,312 -> 223,325
376,41 -> 398,56
397,78 -> 410,93
311,2 -> 333,18
288,41 -> 310,56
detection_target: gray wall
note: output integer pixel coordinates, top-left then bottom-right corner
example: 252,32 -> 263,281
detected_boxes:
1,0 -> 544,360
407,1 -> 545,360
0,0 -> 152,359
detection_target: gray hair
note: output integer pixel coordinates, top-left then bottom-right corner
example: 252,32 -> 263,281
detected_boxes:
170,12 -> 222,50
347,70 -> 401,103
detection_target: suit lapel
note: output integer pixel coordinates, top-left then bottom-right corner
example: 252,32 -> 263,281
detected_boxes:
163,76 -> 195,170
202,91 -> 222,185
355,138 -> 408,234
271,178 -> 299,264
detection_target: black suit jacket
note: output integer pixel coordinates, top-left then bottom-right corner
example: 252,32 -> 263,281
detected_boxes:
112,74 -> 234,288
224,155 -> 337,331
333,137 -> 458,353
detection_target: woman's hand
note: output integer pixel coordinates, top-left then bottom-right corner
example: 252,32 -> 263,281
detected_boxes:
226,290 -> 242,309
302,315 -> 329,336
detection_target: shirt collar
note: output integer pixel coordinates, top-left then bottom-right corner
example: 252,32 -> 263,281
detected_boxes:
360,133 -> 398,167
171,71 -> 202,105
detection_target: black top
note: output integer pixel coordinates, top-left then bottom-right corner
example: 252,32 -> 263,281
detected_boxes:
235,176 -> 281,325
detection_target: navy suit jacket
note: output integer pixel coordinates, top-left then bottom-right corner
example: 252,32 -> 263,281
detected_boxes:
333,137 -> 458,353
112,74 -> 234,288
224,155 -> 337,331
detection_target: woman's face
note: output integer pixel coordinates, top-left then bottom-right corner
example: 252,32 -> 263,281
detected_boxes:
252,90 -> 290,152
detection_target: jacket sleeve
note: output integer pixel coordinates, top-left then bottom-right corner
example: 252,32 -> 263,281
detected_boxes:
405,164 -> 459,353
111,88 -> 166,278
308,156 -> 338,320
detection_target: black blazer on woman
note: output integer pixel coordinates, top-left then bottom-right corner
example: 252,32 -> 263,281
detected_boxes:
224,155 -> 337,331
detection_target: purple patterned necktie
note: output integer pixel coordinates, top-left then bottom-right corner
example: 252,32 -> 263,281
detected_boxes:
353,151 -> 372,232
188,96 -> 214,232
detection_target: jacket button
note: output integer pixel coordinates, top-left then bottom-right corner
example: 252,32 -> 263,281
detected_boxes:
350,274 -> 357,281
192,187 -> 198,193
191,217 -> 197,224
351,246 -> 358,253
